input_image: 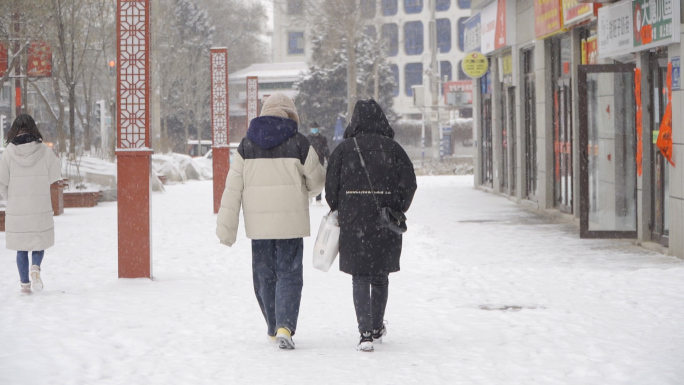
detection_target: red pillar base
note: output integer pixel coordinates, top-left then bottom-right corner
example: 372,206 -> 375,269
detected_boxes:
117,150 -> 153,279
212,147 -> 231,214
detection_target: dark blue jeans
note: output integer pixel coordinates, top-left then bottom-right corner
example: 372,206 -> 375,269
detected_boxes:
252,238 -> 304,337
352,275 -> 389,333
17,251 -> 45,284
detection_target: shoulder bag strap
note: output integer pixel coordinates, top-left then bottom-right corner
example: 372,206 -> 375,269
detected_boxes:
353,137 -> 381,210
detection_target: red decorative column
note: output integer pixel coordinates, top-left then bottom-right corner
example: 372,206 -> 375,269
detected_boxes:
246,76 -> 259,131
116,0 -> 152,279
211,48 -> 230,214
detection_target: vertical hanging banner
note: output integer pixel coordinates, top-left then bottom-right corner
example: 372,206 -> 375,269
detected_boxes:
210,48 -> 230,214
656,63 -> 674,166
0,41 -> 7,77
26,41 -> 52,77
635,68 -> 643,176
534,0 -> 565,39
116,0 -> 153,279
581,36 -> 598,64
246,76 -> 259,129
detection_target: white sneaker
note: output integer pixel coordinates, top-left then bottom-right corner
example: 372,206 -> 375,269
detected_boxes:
30,265 -> 43,292
316,200 -> 323,206
21,282 -> 32,295
276,327 -> 295,350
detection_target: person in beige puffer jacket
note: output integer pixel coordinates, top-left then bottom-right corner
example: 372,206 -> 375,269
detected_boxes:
216,92 -> 325,349
0,114 -> 62,294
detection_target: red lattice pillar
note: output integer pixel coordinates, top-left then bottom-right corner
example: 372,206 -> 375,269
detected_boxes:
211,48 -> 230,214
116,0 -> 152,279
246,76 -> 259,132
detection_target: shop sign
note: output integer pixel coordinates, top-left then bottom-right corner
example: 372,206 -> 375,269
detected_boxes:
464,14 -> 482,53
563,0 -> 594,27
502,49 -> 513,87
0,41 -> 7,77
481,0 -> 506,54
597,1 -> 633,58
443,80 -> 474,105
581,36 -> 599,64
673,57 -> 680,90
633,0 -> 680,50
534,0 -> 565,39
27,41 -> 52,78
462,52 -> 489,79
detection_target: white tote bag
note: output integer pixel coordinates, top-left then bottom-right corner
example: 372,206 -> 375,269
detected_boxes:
312,211 -> 340,272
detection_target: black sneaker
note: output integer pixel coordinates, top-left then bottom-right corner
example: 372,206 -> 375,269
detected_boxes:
357,331 -> 374,352
372,322 -> 387,343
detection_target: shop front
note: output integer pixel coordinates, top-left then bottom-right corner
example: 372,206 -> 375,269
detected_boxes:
470,0 -> 515,193
581,0 -> 681,255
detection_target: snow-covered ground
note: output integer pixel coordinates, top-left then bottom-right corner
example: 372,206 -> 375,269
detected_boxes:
1,176 -> 683,384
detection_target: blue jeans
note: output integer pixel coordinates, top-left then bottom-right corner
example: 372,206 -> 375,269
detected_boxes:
17,251 -> 45,284
252,238 -> 304,336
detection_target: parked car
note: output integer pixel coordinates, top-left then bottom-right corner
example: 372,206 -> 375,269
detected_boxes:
203,142 -> 240,164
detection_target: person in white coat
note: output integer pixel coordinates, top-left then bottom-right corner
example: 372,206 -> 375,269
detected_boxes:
0,114 -> 62,294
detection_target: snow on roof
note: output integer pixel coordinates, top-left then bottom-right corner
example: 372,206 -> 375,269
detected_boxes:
229,62 -> 309,84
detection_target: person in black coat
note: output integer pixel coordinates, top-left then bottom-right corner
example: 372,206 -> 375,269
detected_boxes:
325,99 -> 417,352
307,122 -> 330,204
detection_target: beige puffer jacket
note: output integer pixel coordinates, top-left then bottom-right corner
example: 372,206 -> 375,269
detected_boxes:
216,92 -> 325,246
0,142 -> 62,251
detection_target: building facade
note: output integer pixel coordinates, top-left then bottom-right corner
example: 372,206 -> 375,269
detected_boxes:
272,0 -> 473,118
469,0 -> 683,259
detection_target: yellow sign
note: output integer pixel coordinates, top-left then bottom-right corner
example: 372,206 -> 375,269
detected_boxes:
462,52 -> 489,79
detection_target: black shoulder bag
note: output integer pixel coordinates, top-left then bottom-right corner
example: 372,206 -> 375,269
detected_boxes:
353,137 -> 407,234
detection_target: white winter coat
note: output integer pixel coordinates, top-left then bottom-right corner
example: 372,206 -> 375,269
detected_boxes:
0,142 -> 62,251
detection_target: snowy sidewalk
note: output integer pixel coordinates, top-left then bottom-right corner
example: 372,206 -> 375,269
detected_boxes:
1,176 -> 683,385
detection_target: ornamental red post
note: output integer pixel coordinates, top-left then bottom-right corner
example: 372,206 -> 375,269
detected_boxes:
116,0 -> 152,279
246,76 -> 259,132
211,48 -> 230,214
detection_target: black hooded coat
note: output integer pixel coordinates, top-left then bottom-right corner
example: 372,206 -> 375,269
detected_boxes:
325,100 -> 417,276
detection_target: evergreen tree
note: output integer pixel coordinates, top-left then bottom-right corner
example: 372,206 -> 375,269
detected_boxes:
295,30 -> 398,141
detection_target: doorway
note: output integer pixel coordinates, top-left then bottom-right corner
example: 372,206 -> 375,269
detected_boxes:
552,35 -> 573,213
480,73 -> 493,188
523,48 -> 536,200
578,63 -> 637,238
507,86 -> 517,196
649,54 -> 670,246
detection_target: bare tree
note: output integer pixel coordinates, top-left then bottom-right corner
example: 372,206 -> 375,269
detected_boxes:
50,0 -> 97,156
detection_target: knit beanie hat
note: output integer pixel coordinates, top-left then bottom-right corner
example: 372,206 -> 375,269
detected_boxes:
260,92 -> 300,124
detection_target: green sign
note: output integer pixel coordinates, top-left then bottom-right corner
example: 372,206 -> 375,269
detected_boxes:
633,0 -> 678,49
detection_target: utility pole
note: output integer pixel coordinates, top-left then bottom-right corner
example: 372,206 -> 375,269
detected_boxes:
429,0 -> 440,160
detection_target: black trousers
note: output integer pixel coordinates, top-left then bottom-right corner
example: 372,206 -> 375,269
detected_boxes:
352,274 -> 389,333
